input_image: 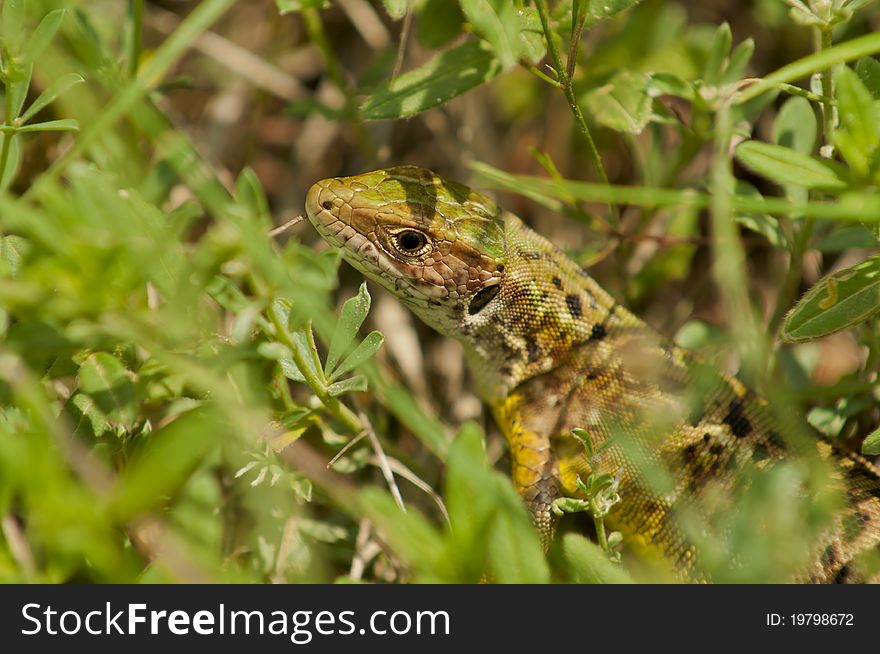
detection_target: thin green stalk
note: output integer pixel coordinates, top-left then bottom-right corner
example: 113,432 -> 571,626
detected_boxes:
770,24 -> 831,337
129,0 -> 144,79
533,0 -> 616,223
593,514 -> 608,550
0,68 -> 16,187
817,26 -> 835,151
267,302 -> 363,436
710,101 -> 764,381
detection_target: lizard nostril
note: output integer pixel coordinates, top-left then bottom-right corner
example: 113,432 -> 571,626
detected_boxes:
321,200 -> 333,210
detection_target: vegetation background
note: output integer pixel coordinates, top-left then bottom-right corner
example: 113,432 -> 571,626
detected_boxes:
0,0 -> 879,583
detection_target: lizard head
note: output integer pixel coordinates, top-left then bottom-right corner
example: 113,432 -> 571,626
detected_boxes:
305,166 -> 507,336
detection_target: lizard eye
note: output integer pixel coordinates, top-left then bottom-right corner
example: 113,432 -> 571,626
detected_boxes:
390,229 -> 431,256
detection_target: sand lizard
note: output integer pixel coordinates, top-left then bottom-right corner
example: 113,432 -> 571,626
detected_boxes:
305,165 -> 880,582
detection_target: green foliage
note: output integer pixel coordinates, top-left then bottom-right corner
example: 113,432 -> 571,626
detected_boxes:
0,0 -> 879,585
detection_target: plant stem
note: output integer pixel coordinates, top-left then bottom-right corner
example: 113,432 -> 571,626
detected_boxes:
593,511 -> 608,552
817,26 -> 835,151
533,0 -> 616,224
0,73 -> 15,188
129,0 -> 144,79
267,302 -> 363,436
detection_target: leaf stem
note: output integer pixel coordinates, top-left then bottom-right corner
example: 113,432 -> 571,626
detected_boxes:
533,0 -> 616,223
817,26 -> 835,152
267,302 -> 363,435
129,0 -> 144,79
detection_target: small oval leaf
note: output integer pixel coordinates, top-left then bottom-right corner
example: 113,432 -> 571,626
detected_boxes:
735,141 -> 849,192
360,40 -> 502,120
325,282 -> 371,375
781,255 -> 880,342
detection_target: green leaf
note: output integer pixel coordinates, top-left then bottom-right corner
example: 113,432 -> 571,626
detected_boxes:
327,374 -> 368,396
324,282 -> 371,375
721,38 -> 755,85
833,66 -> 880,177
773,96 -> 817,155
863,426 -> 880,456
560,533 -> 634,583
111,408 -> 220,519
360,40 -> 502,120
445,422 -> 495,573
516,5 -> 546,65
329,331 -> 384,381
854,57 -> 880,99
6,64 -> 33,119
459,0 -> 522,69
381,0 -> 409,20
78,352 -> 136,424
703,22 -> 732,85
279,358 -> 306,383
813,225 -> 877,253
582,70 -> 653,134
781,255 -> 880,342
22,8 -> 65,64
735,141 -> 849,192
358,489 -> 449,580
235,167 -> 270,226
583,0 -> 644,29
488,496 -> 549,583
0,235 -> 28,277
69,393 -> 110,437
20,73 -> 85,124
807,397 -> 871,438
1,0 -> 25,54
14,119 -> 80,133
415,0 -> 463,49
78,352 -> 129,395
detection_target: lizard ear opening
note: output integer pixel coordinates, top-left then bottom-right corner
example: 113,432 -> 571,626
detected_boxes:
468,284 -> 501,315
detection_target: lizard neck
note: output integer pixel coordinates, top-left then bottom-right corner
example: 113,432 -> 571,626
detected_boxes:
459,212 -> 639,401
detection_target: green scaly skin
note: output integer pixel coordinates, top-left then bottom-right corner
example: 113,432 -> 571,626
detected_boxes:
305,165 -> 880,582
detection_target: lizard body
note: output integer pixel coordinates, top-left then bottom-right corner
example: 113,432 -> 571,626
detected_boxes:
305,165 -> 880,582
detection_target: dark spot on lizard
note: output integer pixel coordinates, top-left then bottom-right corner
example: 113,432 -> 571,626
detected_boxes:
552,276 -> 562,288
591,323 -> 607,341
496,264 -> 505,273
723,399 -> 752,438
709,444 -> 725,457
525,338 -> 542,363
520,251 -> 542,260
822,545 -> 838,568
565,294 -> 582,318
682,443 -> 699,464
499,365 -> 512,377
752,443 -> 769,462
768,431 -> 786,450
833,564 -> 852,584
703,433 -> 711,443
845,467 -> 880,500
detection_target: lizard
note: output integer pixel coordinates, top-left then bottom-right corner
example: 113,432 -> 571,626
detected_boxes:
304,165 -> 880,583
